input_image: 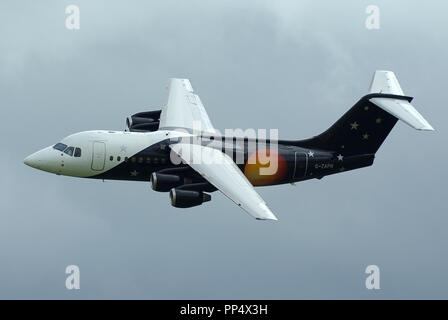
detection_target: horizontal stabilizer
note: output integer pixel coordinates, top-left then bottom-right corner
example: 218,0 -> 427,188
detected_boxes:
369,97 -> 434,131
368,71 -> 434,131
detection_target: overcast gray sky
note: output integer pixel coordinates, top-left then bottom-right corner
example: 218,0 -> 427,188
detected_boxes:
1,0 -> 447,299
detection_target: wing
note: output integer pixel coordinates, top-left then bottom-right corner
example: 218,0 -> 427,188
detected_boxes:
170,143 -> 278,221
159,78 -> 217,135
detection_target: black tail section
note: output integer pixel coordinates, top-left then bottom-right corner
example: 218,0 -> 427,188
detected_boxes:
294,94 -> 410,155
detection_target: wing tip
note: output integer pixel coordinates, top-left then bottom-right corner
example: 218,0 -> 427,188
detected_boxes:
169,78 -> 193,91
256,217 -> 279,221
417,123 -> 435,131
255,217 -> 278,221
257,203 -> 278,221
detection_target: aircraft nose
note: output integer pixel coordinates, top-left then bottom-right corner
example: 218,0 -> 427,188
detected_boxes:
24,152 -> 43,169
24,147 -> 57,172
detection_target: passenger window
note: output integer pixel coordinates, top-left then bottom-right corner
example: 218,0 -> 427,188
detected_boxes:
138,157 -> 143,164
110,156 -> 114,161
74,148 -> 82,157
64,147 -> 74,156
131,157 -> 136,163
117,156 -> 121,161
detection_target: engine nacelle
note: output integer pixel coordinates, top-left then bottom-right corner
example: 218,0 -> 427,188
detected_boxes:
169,189 -> 211,208
150,173 -> 183,192
130,122 -> 159,132
126,110 -> 162,132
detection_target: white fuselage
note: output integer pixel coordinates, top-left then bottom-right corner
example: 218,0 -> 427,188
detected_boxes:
24,130 -> 190,178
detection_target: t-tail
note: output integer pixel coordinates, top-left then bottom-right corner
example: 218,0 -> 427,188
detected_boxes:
298,70 -> 434,156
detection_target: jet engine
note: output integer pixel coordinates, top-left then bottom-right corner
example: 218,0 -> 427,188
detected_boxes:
169,189 -> 211,208
126,110 -> 162,132
150,172 -> 184,192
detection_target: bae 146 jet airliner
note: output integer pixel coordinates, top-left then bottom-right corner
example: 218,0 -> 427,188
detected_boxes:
24,71 -> 434,221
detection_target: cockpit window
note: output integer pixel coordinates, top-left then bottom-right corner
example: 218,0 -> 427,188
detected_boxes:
74,148 -> 82,157
64,147 -> 74,156
53,143 -> 67,151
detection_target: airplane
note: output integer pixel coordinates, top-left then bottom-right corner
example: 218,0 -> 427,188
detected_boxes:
24,70 -> 434,221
